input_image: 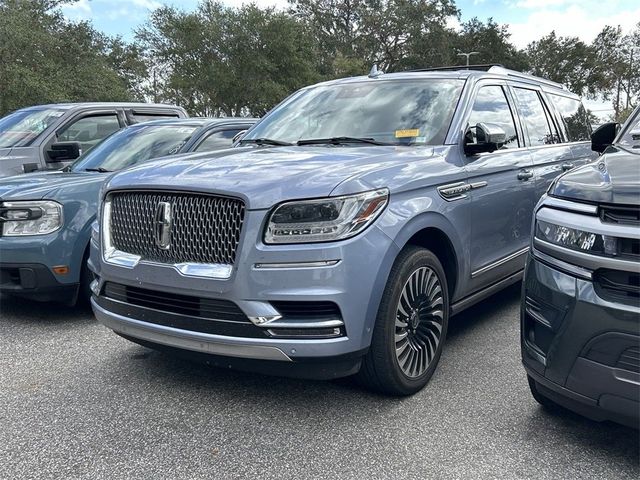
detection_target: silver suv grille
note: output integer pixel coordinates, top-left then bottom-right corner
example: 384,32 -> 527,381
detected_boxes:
109,191 -> 245,265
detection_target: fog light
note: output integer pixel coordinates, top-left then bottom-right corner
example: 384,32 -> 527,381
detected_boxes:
90,278 -> 100,296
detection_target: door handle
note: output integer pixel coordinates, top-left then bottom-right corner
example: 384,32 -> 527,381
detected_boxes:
517,170 -> 534,181
561,163 -> 574,171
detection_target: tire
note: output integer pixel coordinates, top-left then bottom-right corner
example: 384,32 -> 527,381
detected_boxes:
527,374 -> 560,410
358,246 -> 449,396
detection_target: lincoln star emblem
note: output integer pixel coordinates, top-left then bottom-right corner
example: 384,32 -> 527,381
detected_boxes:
154,201 -> 172,249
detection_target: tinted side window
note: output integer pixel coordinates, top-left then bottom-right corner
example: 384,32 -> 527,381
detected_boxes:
468,86 -> 519,149
549,94 -> 591,141
57,114 -> 120,153
513,88 -> 558,147
130,112 -> 180,124
194,129 -> 242,152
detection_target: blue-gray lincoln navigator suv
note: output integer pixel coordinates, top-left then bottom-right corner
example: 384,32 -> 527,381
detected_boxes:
90,66 -> 598,394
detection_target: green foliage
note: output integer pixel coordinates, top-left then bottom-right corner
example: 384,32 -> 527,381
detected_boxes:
1,0 -> 638,120
526,24 -> 639,117
591,24 -> 640,120
526,31 -> 595,96
137,2 -> 321,116
0,0 -> 147,116
454,18 -> 528,70
289,0 -> 459,72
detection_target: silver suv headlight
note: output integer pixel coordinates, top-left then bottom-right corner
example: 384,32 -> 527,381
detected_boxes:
264,189 -> 389,244
0,200 -> 63,236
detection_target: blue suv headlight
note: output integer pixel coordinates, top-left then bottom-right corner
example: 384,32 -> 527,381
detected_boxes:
0,200 -> 63,236
264,189 -> 389,244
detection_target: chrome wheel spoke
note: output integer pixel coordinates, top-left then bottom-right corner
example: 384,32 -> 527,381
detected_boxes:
394,265 -> 444,379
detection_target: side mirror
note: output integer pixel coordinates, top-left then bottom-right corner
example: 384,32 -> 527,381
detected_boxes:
464,123 -> 506,155
232,130 -> 247,145
47,141 -> 81,163
591,122 -> 618,153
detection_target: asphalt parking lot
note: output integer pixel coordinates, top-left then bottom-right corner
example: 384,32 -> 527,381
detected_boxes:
1,284 -> 638,480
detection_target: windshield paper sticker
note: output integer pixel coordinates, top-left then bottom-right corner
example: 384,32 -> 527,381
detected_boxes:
395,129 -> 420,138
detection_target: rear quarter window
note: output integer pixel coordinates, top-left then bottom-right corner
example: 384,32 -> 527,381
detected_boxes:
549,94 -> 591,142
129,112 -> 181,124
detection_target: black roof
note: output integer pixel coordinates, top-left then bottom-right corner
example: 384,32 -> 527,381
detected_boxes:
20,102 -> 186,111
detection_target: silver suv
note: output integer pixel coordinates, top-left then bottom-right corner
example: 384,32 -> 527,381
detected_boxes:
89,66 -> 597,395
0,102 -> 187,176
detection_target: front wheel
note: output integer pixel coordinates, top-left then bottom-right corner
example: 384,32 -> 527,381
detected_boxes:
358,246 -> 449,395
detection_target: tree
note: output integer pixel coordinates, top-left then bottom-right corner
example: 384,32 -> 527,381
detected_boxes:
591,24 -> 640,120
526,31 -> 595,97
289,0 -> 459,74
138,1 -> 321,116
0,0 -> 146,116
453,18 -> 528,70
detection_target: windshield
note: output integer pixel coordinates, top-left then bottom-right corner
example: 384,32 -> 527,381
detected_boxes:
71,124 -> 198,172
0,107 -> 65,148
244,79 -> 464,146
617,106 -> 640,150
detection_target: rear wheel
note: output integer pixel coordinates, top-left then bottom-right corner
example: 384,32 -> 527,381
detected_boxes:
358,246 -> 449,395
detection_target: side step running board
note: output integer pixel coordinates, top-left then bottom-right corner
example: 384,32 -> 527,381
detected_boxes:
450,270 -> 523,316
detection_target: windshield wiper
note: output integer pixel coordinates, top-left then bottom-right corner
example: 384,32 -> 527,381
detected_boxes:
239,138 -> 292,146
297,136 -> 393,146
84,167 -> 112,173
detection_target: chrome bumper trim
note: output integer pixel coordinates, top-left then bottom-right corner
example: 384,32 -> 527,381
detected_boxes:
543,196 -> 598,215
92,299 -> 292,362
263,318 -> 344,329
530,246 -> 593,280
253,260 -> 340,270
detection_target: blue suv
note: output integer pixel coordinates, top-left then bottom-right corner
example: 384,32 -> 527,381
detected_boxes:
0,117 -> 255,305
89,66 -> 598,394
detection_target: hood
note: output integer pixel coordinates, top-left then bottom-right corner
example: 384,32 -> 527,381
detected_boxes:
0,171 -> 106,201
550,146 -> 640,206
105,145 -> 457,209
0,148 -> 11,158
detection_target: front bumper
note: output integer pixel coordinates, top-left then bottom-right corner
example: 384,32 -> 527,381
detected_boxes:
521,252 -> 639,428
0,232 -> 82,302
0,262 -> 78,303
90,212 -> 399,377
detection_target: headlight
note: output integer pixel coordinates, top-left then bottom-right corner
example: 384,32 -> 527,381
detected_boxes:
264,189 -> 389,244
0,201 -> 63,236
535,219 -> 617,256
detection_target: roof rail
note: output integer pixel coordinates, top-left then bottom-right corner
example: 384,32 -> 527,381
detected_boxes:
406,64 -> 503,73
401,64 -> 567,91
487,65 -> 566,90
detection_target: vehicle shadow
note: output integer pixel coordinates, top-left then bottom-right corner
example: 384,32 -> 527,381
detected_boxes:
447,281 -> 522,341
114,282 -> 526,407
0,294 -> 94,325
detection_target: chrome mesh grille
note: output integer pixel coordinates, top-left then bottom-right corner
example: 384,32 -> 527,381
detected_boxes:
109,191 -> 245,265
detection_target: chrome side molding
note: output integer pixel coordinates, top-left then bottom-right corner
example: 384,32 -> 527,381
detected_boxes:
438,181 -> 487,201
